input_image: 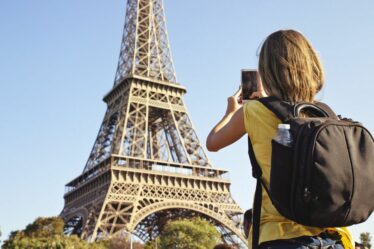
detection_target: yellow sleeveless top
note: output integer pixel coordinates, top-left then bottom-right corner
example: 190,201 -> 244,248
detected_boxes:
243,100 -> 353,249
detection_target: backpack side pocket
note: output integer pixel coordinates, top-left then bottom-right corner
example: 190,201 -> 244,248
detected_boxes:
270,139 -> 294,219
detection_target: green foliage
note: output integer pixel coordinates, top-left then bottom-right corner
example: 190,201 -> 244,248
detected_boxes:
24,217 -> 64,238
144,237 -> 160,249
1,216 -> 222,249
360,232 -> 372,249
158,217 -> 220,249
1,216 -> 107,249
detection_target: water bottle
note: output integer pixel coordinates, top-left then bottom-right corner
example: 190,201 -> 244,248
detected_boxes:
275,124 -> 293,147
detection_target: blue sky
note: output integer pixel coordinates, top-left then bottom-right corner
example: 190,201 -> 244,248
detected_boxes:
0,0 -> 373,244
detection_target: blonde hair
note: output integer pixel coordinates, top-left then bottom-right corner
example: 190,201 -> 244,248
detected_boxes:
258,30 -> 324,103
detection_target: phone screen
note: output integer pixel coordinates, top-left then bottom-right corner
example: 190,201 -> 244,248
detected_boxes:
241,70 -> 258,100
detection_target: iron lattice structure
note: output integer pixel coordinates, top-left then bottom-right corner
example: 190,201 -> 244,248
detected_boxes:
61,0 -> 247,247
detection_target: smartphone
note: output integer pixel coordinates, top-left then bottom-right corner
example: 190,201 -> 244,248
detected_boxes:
241,69 -> 259,101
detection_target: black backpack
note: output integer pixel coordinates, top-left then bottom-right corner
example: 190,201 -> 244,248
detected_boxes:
248,97 -> 374,249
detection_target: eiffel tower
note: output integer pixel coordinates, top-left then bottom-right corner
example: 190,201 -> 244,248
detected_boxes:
61,0 -> 246,246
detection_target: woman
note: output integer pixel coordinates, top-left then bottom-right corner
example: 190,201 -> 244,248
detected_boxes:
206,30 -> 353,249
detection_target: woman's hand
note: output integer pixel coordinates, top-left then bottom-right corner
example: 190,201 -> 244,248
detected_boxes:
249,76 -> 267,99
226,88 -> 242,115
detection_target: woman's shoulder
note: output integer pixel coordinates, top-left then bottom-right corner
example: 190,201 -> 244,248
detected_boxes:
243,99 -> 276,118
243,99 -> 281,136
243,99 -> 262,109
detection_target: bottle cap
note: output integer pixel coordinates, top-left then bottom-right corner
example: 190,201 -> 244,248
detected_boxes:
278,124 -> 290,130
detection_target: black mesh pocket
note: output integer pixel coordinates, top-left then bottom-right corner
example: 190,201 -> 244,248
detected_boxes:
270,139 -> 294,218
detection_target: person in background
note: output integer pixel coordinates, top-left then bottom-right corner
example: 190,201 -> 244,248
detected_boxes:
354,242 -> 366,249
214,244 -> 234,249
243,209 -> 253,238
206,29 -> 354,248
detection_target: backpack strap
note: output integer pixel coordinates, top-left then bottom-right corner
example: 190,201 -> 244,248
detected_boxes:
257,97 -> 294,122
248,137 -> 270,249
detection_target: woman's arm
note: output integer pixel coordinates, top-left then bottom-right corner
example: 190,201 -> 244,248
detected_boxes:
206,91 -> 246,152
206,77 -> 267,152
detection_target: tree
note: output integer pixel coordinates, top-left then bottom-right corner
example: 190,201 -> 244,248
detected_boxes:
157,217 -> 220,249
360,232 -> 372,249
1,216 -> 107,249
